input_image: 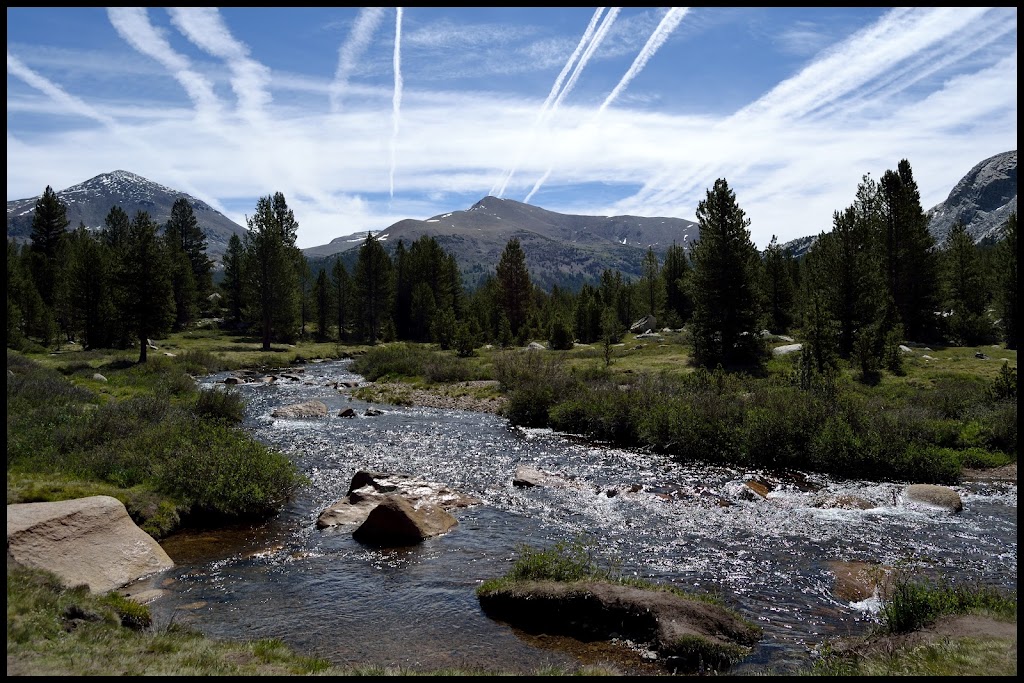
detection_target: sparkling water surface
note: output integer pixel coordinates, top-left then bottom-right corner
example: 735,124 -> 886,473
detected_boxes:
138,359 -> 1016,675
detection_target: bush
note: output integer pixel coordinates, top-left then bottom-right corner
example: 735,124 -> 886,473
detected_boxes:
193,386 -> 246,424
880,572 -> 1017,634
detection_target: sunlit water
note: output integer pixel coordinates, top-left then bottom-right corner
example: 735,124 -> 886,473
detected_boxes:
137,359 -> 1017,675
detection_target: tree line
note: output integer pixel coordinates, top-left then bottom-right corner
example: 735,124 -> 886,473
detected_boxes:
7,158 -> 1018,372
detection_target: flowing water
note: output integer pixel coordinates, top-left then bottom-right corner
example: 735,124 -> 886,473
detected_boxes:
138,359 -> 1017,675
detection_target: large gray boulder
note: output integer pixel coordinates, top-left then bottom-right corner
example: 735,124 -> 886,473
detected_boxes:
6,496 -> 174,594
904,484 -> 963,513
271,400 -> 328,419
351,494 -> 458,547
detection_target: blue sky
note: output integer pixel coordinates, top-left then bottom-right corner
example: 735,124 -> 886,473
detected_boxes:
7,7 -> 1018,250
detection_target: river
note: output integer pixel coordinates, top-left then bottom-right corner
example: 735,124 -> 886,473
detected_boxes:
138,358 -> 1016,675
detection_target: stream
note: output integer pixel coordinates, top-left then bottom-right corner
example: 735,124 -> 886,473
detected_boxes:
137,358 -> 1017,675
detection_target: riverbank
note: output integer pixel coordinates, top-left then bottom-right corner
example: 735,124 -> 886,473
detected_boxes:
355,379 -> 508,415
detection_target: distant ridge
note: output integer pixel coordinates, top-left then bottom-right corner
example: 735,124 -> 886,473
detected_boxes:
303,195 -> 701,290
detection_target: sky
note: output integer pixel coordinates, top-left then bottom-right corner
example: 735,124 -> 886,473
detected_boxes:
7,7 -> 1018,250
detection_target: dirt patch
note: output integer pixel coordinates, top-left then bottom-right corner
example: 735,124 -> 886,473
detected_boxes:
962,461 -> 1017,482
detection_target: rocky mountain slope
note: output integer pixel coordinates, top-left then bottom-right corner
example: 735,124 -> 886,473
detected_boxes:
6,170 -> 246,261
925,149 -> 1017,246
782,150 -> 1017,257
305,196 -> 700,290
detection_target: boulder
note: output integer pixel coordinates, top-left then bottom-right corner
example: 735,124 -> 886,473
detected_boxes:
271,400 -> 328,419
316,471 -> 479,529
338,407 -> 356,418
824,560 -> 895,602
351,494 -> 458,546
904,484 -> 963,513
6,496 -> 174,594
813,494 -> 875,510
772,343 -> 803,356
477,579 -> 761,674
513,465 -> 563,488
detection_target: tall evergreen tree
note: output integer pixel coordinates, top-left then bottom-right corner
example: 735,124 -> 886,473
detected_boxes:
941,220 -> 993,344
353,232 -> 394,343
312,268 -> 332,341
994,210 -> 1017,349
761,235 -> 796,334
495,238 -> 532,339
688,178 -> 764,368
297,254 -> 313,338
221,233 -> 245,330
878,159 -> 940,342
242,192 -> 302,350
101,205 -> 131,251
28,185 -> 70,309
331,256 -> 352,342
65,225 -> 115,349
661,242 -> 691,327
164,197 -> 213,305
100,205 -> 134,348
392,240 -> 413,339
118,211 -> 175,362
7,241 -> 50,346
640,247 -> 663,319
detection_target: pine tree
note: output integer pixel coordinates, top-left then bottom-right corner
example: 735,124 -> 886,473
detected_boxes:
878,159 -> 940,342
661,242 -> 691,327
312,268 -> 332,342
496,238 -> 532,339
100,205 -> 134,348
688,178 -> 765,368
65,225 -> 115,349
241,192 -> 302,350
118,211 -> 175,362
994,211 -> 1017,349
640,247 -> 663,320
942,220 -> 993,344
761,235 -> 796,334
165,197 -> 213,306
331,256 -> 352,342
28,185 -> 70,310
221,234 -> 245,330
353,232 -> 394,343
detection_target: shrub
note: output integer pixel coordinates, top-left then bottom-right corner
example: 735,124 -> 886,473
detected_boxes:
880,572 -> 1017,634
193,386 -> 246,424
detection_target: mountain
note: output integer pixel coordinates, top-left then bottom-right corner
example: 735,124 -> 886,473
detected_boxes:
6,170 -> 247,262
780,150 -> 1017,257
925,149 -> 1017,246
304,195 -> 700,291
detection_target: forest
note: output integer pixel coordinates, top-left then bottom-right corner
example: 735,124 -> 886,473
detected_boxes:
7,159 -> 1018,372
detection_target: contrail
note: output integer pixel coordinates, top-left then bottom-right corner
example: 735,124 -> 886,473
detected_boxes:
598,7 -> 688,115
7,52 -> 119,127
167,7 -> 273,123
490,7 -> 609,198
524,7 -> 685,204
389,7 -> 403,200
331,7 -> 386,114
548,8 -> 621,113
624,6 -> 1000,213
106,7 -> 221,121
6,51 -> 220,211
